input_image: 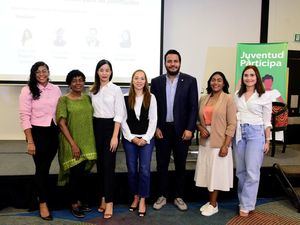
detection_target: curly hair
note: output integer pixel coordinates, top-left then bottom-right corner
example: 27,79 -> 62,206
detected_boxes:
28,61 -> 49,100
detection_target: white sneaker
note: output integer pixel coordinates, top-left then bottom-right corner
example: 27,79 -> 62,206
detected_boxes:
153,196 -> 167,210
174,198 -> 188,211
199,202 -> 210,212
201,204 -> 218,216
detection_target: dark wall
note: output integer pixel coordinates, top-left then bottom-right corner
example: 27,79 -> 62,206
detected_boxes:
0,168 -> 283,211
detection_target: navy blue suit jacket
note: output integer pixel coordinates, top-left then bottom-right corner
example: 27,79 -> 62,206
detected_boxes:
150,73 -> 198,137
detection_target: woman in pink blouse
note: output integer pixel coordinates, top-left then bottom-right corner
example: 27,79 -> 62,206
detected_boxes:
19,61 -> 61,221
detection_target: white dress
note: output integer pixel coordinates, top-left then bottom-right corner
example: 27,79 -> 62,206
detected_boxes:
194,126 -> 233,192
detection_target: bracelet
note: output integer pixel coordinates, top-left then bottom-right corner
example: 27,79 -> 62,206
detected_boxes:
265,138 -> 270,141
27,141 -> 34,144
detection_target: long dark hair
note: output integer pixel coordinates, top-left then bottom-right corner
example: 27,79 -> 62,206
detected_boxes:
28,61 -> 49,100
90,59 -> 113,94
206,71 -> 229,95
128,69 -> 151,110
237,65 -> 265,97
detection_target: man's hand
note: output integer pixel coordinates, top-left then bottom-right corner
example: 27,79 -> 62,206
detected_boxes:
182,130 -> 192,141
155,128 -> 163,139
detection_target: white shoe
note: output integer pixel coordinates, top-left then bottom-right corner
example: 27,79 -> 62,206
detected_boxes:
174,198 -> 188,211
153,196 -> 167,210
201,204 -> 218,216
199,202 -> 210,212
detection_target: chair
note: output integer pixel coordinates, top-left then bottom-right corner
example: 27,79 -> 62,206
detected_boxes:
271,102 -> 288,157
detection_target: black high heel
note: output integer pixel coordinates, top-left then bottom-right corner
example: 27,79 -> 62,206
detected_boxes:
129,206 -> 138,212
138,210 -> 146,217
40,213 -> 53,221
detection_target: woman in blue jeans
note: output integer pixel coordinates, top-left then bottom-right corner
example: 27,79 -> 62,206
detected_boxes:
233,65 -> 272,217
121,69 -> 157,217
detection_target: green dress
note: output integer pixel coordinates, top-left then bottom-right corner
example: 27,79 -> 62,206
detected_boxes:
56,94 -> 97,186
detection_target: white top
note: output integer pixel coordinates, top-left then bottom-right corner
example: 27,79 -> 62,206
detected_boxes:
234,90 -> 272,143
266,89 -> 281,102
90,81 -> 125,123
121,93 -> 157,144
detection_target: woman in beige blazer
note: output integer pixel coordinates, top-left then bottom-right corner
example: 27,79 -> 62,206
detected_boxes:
194,71 -> 236,216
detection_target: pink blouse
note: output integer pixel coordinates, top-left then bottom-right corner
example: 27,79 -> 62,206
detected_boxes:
19,83 -> 61,130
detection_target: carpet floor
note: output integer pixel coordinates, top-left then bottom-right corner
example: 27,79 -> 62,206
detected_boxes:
0,198 -> 299,225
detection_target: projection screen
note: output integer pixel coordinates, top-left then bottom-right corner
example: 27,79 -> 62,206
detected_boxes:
0,0 -> 163,83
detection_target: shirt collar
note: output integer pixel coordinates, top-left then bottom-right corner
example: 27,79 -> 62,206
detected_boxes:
37,82 -> 52,91
166,73 -> 179,83
102,81 -> 112,88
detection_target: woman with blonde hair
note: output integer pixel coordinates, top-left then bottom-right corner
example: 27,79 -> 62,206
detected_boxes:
121,69 -> 157,217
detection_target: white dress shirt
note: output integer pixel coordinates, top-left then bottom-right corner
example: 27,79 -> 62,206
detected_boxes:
122,93 -> 157,144
234,90 -> 272,143
91,81 -> 125,123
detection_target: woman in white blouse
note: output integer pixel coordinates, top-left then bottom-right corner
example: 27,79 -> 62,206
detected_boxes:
234,65 -> 272,217
90,59 -> 125,219
121,70 -> 157,217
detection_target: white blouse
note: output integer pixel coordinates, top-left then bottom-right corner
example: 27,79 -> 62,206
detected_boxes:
91,82 -> 125,123
234,90 -> 272,144
121,93 -> 157,144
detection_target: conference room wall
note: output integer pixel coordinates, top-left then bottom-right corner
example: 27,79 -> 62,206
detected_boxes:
1,0 -> 299,140
268,0 -> 300,50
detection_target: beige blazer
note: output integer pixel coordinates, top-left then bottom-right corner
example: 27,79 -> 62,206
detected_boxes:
198,92 -> 237,148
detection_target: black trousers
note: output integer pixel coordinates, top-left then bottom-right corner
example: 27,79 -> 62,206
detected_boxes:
93,118 -> 116,203
155,122 -> 189,198
31,121 -> 58,203
69,161 -> 88,205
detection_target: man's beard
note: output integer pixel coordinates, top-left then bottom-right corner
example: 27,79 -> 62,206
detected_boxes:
166,67 -> 180,76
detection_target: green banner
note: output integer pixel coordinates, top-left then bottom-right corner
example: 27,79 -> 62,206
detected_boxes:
235,42 -> 288,102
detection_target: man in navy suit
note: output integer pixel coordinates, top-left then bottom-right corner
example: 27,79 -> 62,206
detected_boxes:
151,49 -> 198,211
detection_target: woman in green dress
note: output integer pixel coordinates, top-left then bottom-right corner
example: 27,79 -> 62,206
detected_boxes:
56,70 -> 97,218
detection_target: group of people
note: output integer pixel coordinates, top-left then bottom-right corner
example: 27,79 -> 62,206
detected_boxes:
19,49 -> 272,221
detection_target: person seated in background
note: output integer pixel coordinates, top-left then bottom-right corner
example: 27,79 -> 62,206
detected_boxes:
194,71 -> 236,216
121,69 -> 157,217
56,70 -> 97,218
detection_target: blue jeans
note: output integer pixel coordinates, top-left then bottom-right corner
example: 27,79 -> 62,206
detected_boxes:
233,124 -> 265,211
123,138 -> 154,198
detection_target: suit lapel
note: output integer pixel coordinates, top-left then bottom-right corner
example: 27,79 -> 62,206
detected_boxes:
160,75 -> 167,112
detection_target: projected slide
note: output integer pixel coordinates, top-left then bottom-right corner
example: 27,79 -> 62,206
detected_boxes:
0,0 -> 162,82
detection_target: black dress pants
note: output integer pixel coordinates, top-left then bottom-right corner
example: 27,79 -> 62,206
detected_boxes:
69,161 -> 88,205
155,122 -> 189,198
31,121 -> 58,203
93,118 -> 116,203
